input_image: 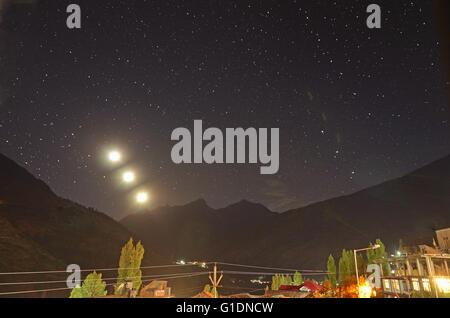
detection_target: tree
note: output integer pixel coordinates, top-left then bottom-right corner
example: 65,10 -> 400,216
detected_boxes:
347,250 -> 356,276
356,254 -> 366,276
115,237 -> 145,295
366,239 -> 389,275
327,254 -> 337,288
271,274 -> 278,291
282,274 -> 293,286
271,274 -> 281,291
279,274 -> 285,286
69,271 -> 107,298
293,271 -> 303,285
338,249 -> 352,283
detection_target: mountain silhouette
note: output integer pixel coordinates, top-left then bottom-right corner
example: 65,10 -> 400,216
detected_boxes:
122,155 -> 450,269
1,151 -> 449,277
0,153 -> 161,276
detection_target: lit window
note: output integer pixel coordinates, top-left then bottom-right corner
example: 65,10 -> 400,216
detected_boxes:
435,277 -> 450,294
422,279 -> 431,292
393,280 -> 400,291
412,279 -> 420,291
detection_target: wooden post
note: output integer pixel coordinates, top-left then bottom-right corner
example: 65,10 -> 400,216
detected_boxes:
209,262 -> 223,298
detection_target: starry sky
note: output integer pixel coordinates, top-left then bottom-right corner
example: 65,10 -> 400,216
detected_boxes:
0,0 -> 449,219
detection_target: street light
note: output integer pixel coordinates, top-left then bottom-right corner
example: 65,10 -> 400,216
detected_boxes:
354,244 -> 380,297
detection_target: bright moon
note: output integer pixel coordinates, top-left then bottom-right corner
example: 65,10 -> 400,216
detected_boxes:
122,171 -> 135,183
136,191 -> 148,204
108,151 -> 121,162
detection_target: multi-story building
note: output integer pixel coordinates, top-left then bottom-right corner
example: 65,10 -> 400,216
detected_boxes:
373,228 -> 450,298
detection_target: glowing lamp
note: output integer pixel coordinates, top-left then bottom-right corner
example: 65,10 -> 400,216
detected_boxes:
136,192 -> 148,204
108,151 -> 121,162
122,171 -> 135,183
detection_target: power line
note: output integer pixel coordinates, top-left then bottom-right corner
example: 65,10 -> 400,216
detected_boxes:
222,270 -> 329,276
221,285 -> 267,293
0,272 -> 211,296
0,262 -> 212,276
0,262 -> 330,296
140,272 -> 210,283
216,261 -> 328,273
0,281 -> 117,296
0,261 -> 325,276
0,271 -> 212,286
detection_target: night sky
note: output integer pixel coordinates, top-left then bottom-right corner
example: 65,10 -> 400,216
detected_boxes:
0,0 -> 448,219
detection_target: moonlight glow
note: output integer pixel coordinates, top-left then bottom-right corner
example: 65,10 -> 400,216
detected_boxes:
108,151 -> 121,163
122,171 -> 135,183
136,191 -> 149,204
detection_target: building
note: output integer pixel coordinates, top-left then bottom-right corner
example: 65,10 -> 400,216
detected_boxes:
436,228 -> 450,253
373,253 -> 449,297
192,290 -> 215,298
263,280 -> 322,298
139,280 -> 172,298
298,280 -> 323,292
373,228 -> 450,298
264,289 -> 309,298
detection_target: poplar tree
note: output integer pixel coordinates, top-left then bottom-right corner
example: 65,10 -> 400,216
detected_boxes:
283,274 -> 293,285
115,237 -> 145,295
271,274 -> 281,290
327,254 -> 337,288
293,271 -> 303,285
279,274 -> 286,286
366,239 -> 389,275
338,249 -> 351,283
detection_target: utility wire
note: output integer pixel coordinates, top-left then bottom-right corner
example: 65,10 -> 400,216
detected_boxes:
216,261 -> 328,273
0,281 -> 117,296
0,261 -> 325,276
222,270 -> 329,276
0,271 -> 212,286
0,272 -> 211,296
0,260 -> 329,295
0,263 -> 212,276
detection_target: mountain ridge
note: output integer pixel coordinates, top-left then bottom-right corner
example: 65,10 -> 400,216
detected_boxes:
124,154 -> 450,218
122,154 -> 450,268
1,151 -> 449,272
0,152 -> 164,276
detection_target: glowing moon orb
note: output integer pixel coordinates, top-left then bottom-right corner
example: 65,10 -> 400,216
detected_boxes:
108,151 -> 121,162
122,171 -> 135,183
136,191 -> 148,204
